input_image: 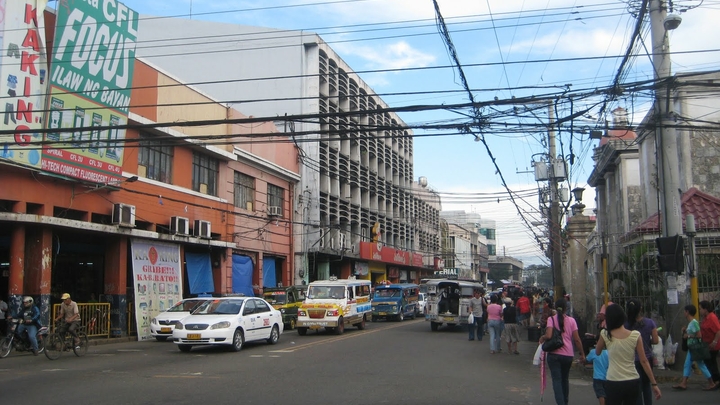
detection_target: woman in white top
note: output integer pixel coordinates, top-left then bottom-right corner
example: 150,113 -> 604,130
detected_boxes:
596,304 -> 661,405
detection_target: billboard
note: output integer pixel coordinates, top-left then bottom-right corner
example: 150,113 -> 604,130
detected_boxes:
131,239 -> 183,341
42,0 -> 138,183
0,0 -> 48,168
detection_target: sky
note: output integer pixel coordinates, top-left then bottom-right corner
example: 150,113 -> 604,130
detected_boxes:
72,0 -> 720,265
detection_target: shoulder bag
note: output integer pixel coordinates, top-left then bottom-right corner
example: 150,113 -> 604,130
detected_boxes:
542,316 -> 564,352
688,337 -> 710,360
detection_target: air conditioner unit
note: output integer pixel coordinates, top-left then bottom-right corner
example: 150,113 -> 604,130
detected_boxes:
112,203 -> 136,227
268,205 -> 281,217
194,220 -> 211,239
170,216 -> 190,235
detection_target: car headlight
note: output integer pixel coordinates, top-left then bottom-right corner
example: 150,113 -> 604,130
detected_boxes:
298,310 -> 306,316
392,306 -> 397,311
175,322 -> 184,330
211,321 -> 231,329
151,318 -> 158,325
280,308 -> 286,313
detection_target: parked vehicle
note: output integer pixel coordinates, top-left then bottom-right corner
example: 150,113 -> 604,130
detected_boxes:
296,277 -> 371,335
172,297 -> 283,352
424,278 -> 483,331
0,318 -> 48,357
150,298 -> 209,341
371,283 -> 419,322
263,285 -> 305,330
417,292 -> 428,315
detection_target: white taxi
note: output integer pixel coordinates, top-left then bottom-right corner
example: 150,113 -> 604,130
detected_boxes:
172,297 -> 283,352
150,298 -> 209,342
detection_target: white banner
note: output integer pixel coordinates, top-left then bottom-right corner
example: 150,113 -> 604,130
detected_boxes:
131,239 -> 182,341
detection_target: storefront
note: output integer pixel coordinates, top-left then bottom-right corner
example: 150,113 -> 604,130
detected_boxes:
358,242 -> 426,285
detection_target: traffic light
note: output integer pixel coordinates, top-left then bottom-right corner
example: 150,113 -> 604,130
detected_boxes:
655,235 -> 684,273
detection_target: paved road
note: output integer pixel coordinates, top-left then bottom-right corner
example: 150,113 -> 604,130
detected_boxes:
1,319 -> 718,404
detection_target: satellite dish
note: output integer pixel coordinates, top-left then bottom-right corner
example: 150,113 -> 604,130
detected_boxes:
418,176 -> 428,188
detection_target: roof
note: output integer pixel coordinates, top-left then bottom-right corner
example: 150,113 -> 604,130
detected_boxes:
631,187 -> 720,233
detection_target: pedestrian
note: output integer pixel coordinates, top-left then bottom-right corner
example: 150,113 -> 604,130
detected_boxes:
468,289 -> 484,341
539,298 -> 585,405
698,300 -> 720,388
587,343 -> 609,405
540,297 -> 554,330
596,304 -> 661,405
625,299 -> 659,405
517,291 -> 532,328
487,294 -> 503,354
671,304 -> 718,391
503,297 -> 520,354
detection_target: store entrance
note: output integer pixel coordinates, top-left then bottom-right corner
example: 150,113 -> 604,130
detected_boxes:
50,232 -> 105,305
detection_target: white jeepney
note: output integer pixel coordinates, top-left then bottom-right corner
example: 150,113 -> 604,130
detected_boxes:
296,277 -> 372,335
424,278 -> 483,331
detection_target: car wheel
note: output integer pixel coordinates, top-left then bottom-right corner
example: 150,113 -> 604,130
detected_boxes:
231,329 -> 244,352
297,327 -> 307,336
356,315 -> 366,330
267,325 -> 280,345
334,317 -> 344,335
178,344 -> 192,352
288,317 -> 296,331
397,311 -> 404,322
155,336 -> 168,342
430,321 -> 439,331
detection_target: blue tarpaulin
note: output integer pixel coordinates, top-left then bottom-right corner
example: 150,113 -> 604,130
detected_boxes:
232,254 -> 254,296
263,257 -> 277,288
185,252 -> 214,294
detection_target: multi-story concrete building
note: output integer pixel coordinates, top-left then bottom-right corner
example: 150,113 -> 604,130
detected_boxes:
135,17 -> 442,285
439,211 -> 490,284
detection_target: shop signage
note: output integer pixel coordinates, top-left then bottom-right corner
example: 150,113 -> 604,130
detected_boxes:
41,0 -> 138,183
0,0 -> 48,169
359,241 -> 424,267
130,239 -> 182,341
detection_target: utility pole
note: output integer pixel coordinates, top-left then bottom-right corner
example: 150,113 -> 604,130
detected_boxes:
649,0 -> 686,354
548,102 -> 563,300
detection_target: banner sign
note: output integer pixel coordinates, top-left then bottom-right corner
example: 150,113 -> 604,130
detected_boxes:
131,239 -> 182,341
42,0 -> 138,183
0,0 -> 48,168
359,241 -> 424,267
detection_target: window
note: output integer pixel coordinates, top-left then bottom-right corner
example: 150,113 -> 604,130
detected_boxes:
138,133 -> 173,183
488,245 -> 496,255
267,183 -> 284,215
234,172 -> 255,210
192,152 -> 219,196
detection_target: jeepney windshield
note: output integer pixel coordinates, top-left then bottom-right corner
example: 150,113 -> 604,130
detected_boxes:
263,292 -> 287,304
374,289 -> 400,298
308,286 -> 345,299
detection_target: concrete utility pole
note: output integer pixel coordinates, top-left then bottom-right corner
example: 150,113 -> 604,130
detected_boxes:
648,0 -> 686,354
548,102 -> 563,300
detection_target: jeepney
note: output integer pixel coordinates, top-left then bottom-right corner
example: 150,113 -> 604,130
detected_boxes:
371,283 -> 419,322
296,277 -> 371,336
262,285 -> 305,330
424,278 -> 483,331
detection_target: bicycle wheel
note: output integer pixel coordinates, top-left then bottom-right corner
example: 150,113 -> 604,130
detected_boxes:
44,333 -> 63,360
73,331 -> 88,357
0,337 -> 12,358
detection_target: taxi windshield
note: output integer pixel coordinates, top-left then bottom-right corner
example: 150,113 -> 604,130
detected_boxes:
195,299 -> 245,315
374,289 -> 400,298
263,292 -> 287,304
167,299 -> 205,312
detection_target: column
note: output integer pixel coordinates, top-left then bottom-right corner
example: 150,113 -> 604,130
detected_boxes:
105,236 -> 128,337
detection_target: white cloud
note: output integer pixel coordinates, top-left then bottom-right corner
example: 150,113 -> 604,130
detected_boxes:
334,41 -> 436,70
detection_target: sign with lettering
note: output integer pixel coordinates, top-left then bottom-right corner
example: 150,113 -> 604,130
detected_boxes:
42,0 -> 138,183
359,241 -> 425,268
130,239 -> 182,341
0,0 -> 48,168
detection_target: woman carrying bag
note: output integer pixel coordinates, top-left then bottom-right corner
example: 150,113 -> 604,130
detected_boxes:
672,304 -> 718,391
539,298 -> 585,405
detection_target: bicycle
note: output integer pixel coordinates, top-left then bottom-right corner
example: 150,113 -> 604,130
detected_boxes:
44,320 -> 89,360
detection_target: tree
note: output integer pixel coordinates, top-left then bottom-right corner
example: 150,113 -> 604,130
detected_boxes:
488,266 -> 511,287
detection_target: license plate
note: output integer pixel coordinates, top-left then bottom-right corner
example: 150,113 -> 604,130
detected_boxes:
187,333 -> 201,340
444,316 -> 454,322
160,327 -> 171,333
378,312 -> 386,315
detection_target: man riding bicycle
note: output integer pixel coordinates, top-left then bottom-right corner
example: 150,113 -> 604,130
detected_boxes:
15,296 -> 41,355
55,293 -> 80,347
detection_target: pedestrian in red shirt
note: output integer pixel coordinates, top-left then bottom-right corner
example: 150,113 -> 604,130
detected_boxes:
699,300 -> 720,387
517,292 -> 532,328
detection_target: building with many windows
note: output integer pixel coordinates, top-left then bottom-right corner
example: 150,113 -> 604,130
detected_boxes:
135,17 -> 443,285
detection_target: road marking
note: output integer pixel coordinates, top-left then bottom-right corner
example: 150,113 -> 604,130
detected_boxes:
43,369 -> 66,372
116,349 -> 143,352
153,375 -> 221,379
250,355 -> 264,357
